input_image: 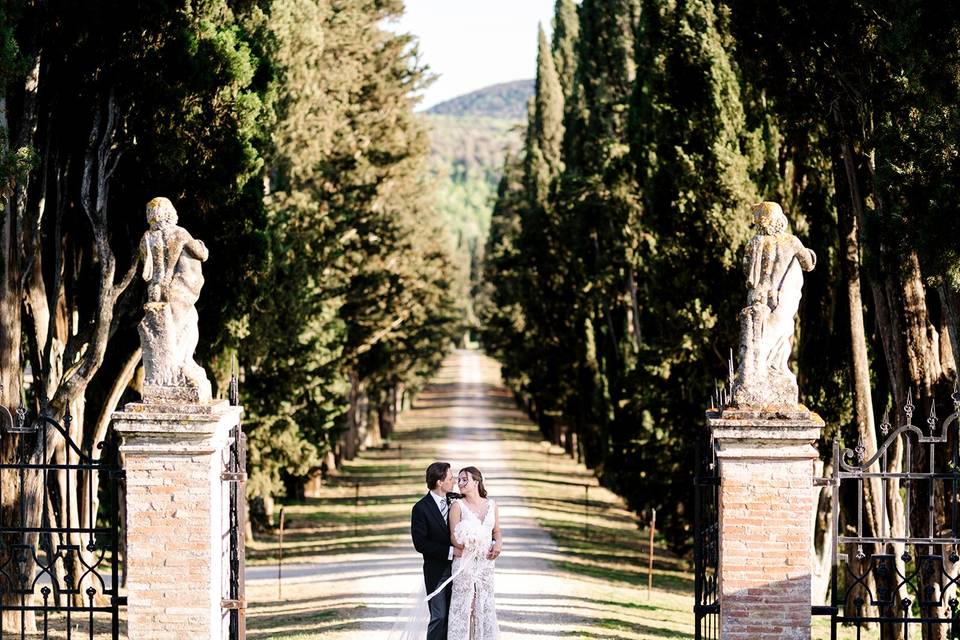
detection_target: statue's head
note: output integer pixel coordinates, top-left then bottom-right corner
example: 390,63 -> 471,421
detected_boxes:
752,201 -> 787,235
146,197 -> 178,227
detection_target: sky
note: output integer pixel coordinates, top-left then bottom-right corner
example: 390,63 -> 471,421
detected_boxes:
390,1 -> 556,110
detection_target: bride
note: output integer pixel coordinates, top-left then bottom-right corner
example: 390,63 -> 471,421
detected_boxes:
448,466 -> 501,639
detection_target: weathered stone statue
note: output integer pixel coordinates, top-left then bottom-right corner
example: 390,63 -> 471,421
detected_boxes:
732,202 -> 816,408
137,197 -> 212,403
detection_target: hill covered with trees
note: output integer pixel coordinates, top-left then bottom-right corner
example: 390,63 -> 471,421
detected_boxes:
427,79 -> 534,120
422,82 -> 531,332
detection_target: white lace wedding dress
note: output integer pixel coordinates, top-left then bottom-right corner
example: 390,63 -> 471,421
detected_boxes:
449,499 -> 499,640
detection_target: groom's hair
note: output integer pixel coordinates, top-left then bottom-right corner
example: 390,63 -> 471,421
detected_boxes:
426,462 -> 451,491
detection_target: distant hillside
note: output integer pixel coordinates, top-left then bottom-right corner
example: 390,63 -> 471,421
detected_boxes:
426,115 -> 521,184
427,79 -> 534,120
424,113 -> 522,250
423,81 -> 531,330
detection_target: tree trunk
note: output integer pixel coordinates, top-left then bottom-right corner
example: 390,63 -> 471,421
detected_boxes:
0,193 -> 21,411
626,265 -> 642,349
358,389 -> 370,451
342,373 -> 360,460
937,285 -> 960,380
870,230 -> 945,638
835,143 -> 884,538
0,46 -> 42,632
835,134 -> 914,635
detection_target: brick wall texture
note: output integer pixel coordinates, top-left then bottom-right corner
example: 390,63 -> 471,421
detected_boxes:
125,452 -> 223,639
719,458 -> 813,640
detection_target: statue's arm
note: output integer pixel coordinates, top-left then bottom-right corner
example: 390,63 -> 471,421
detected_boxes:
793,238 -> 816,271
184,237 -> 209,262
139,236 -> 152,282
743,237 -> 761,283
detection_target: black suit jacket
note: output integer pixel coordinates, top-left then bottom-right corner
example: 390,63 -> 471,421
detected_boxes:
411,493 -> 452,591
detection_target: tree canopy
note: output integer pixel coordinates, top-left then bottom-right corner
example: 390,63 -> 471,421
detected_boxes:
1,0 -> 459,531
480,0 -> 960,559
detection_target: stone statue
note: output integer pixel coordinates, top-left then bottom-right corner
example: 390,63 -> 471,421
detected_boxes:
732,202 -> 816,408
137,197 -> 212,403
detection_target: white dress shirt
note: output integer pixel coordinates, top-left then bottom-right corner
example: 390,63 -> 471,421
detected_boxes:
430,489 -> 455,561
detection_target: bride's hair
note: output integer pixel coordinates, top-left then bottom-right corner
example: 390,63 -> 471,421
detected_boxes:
460,466 -> 487,498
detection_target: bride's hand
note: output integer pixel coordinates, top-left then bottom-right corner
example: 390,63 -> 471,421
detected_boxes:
487,544 -> 501,560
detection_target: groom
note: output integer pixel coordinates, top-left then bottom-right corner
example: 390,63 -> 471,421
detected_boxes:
411,461 -> 462,640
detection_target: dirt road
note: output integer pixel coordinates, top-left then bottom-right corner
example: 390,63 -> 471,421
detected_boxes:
245,349 -> 694,639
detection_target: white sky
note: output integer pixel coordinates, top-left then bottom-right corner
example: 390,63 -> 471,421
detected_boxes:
390,0 -> 556,110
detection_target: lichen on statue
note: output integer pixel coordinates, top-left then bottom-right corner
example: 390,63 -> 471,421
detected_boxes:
137,197 -> 212,403
732,202 -> 816,409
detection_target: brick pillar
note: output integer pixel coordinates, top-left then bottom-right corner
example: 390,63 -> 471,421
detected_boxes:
113,399 -> 242,640
707,407 -> 824,640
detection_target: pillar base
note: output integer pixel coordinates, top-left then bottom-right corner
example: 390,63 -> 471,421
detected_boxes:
113,399 -> 242,640
708,406 -> 824,640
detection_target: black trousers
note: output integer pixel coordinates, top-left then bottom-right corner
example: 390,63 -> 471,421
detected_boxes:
426,565 -> 452,640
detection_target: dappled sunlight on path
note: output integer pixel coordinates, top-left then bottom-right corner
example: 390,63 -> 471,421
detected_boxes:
245,349 -> 694,639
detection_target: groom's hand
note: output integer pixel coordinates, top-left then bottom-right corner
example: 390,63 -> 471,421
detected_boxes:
453,547 -> 463,558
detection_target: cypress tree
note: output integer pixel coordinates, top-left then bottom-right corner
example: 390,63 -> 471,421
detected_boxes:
514,25 -> 573,443
526,25 -> 565,204
243,0 -> 459,507
567,0 -> 642,465
730,1 -> 960,604
477,153 -> 529,390
610,0 -> 760,544
551,0 -> 580,106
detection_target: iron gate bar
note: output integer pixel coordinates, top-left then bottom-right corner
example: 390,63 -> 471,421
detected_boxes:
693,435 -> 719,640
833,472 -> 960,479
0,464 -> 106,470
835,616 -> 960,623
811,389 -> 960,636
0,407 -> 124,639
223,371 -> 247,640
0,528 -> 112,534
838,535 -> 960,543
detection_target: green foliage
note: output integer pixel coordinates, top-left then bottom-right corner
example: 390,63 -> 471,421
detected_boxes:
479,0 -> 960,553
425,104 -> 526,336
426,114 -> 520,243
1,0 -> 460,507
551,0 -> 580,104
610,0 -> 760,545
476,154 -> 529,389
239,0 -> 461,500
0,1 -> 22,193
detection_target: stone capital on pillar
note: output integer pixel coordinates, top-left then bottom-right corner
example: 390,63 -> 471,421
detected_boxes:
113,399 -> 243,640
710,406 -> 824,461
707,406 -> 824,640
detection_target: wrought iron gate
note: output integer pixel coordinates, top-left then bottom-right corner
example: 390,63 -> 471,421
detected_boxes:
815,392 -> 960,637
221,378 -> 247,640
0,404 -> 124,638
694,435 -> 719,640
